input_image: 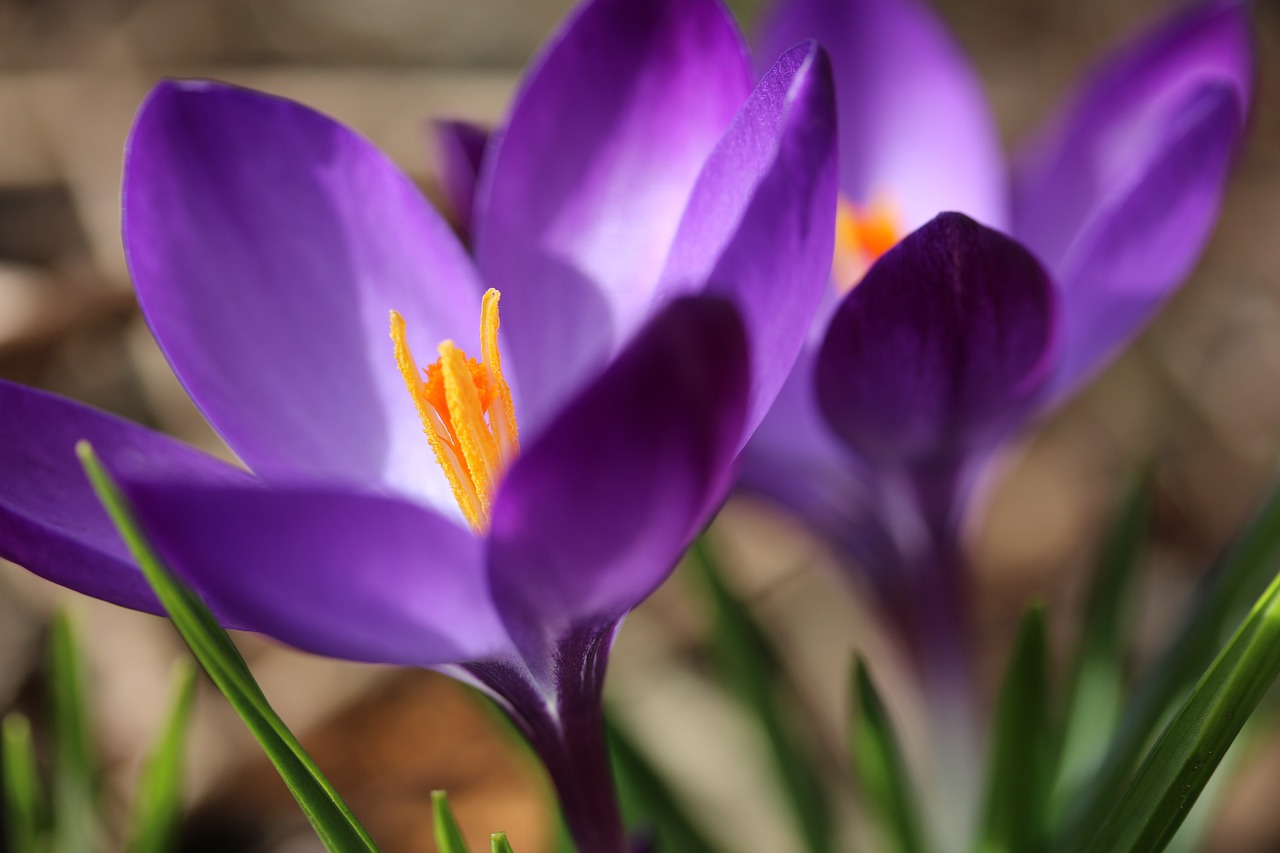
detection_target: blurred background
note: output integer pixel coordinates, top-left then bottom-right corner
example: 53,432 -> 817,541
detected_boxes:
2,0 -> 1280,850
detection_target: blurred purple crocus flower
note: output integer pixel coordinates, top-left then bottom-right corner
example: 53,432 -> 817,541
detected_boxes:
812,212 -> 1058,675
0,0 -> 839,848
741,0 -> 1253,671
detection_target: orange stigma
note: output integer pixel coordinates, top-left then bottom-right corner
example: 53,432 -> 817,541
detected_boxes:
390,288 -> 519,533
832,193 -> 902,293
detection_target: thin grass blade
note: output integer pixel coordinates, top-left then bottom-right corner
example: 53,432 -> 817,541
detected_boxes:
490,832 -> 516,853
1057,476 -> 1280,844
1051,473 -> 1150,819
78,442 -> 378,853
431,790 -> 470,853
49,611 -> 96,853
125,662 -> 198,853
4,713 -> 44,853
690,537 -> 834,853
607,713 -> 722,853
1160,724 -> 1245,853
849,657 -> 928,853
978,603 -> 1052,853
1084,566 -> 1280,851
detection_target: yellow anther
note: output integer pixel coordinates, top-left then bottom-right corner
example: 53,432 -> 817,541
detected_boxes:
832,193 -> 902,293
389,288 -> 520,533
438,339 -> 501,515
481,289 -> 520,467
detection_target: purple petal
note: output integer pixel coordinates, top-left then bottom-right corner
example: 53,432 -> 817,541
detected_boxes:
474,0 -> 753,432
0,380 -> 247,620
1051,84 -> 1244,392
738,347 -> 872,534
124,80 -> 486,514
432,119 -> 490,242
816,213 -> 1057,467
737,347 -> 911,593
114,477 -> 510,666
758,0 -> 1007,230
1013,0 -> 1251,276
660,42 -> 838,438
487,296 -> 749,663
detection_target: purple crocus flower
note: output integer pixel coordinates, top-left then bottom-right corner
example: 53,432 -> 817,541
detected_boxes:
813,211 -> 1060,841
813,211 -> 1059,699
741,0 -> 1253,668
0,0 -> 838,848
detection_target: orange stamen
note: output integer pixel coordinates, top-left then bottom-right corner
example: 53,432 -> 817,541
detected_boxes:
389,288 -> 520,533
481,289 -> 520,467
832,193 -> 903,293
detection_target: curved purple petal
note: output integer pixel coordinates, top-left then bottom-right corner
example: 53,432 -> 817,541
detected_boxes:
758,0 -> 1007,230
124,80 -> 486,514
433,118 -> 490,242
1051,84 -> 1243,393
1013,0 -> 1251,275
816,213 -> 1057,467
487,296 -> 749,666
0,380 -> 248,621
474,0 -> 753,433
739,346 -> 865,508
660,42 -> 838,438
736,346 -> 891,557
113,476 -> 510,666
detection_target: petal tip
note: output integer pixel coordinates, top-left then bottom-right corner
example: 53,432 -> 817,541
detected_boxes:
817,213 -> 1058,465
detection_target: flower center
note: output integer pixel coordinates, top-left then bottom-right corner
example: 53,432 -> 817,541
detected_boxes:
390,288 -> 519,533
832,193 -> 902,293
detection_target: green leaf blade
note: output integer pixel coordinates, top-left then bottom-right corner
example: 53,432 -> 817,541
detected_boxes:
125,662 -> 198,853
490,831 -> 516,853
1087,570 -> 1280,852
4,713 -> 45,853
849,657 -> 928,853
431,790 -> 470,853
607,713 -> 723,853
691,538 -> 834,853
49,611 -> 96,853
77,442 -> 378,853
979,603 -> 1052,853
1058,476 -> 1280,845
1051,473 -> 1150,820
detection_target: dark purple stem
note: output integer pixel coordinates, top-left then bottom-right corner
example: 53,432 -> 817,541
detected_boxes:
903,458 -> 983,836
911,466 -> 974,709
465,623 -> 627,853
867,458 -> 976,692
